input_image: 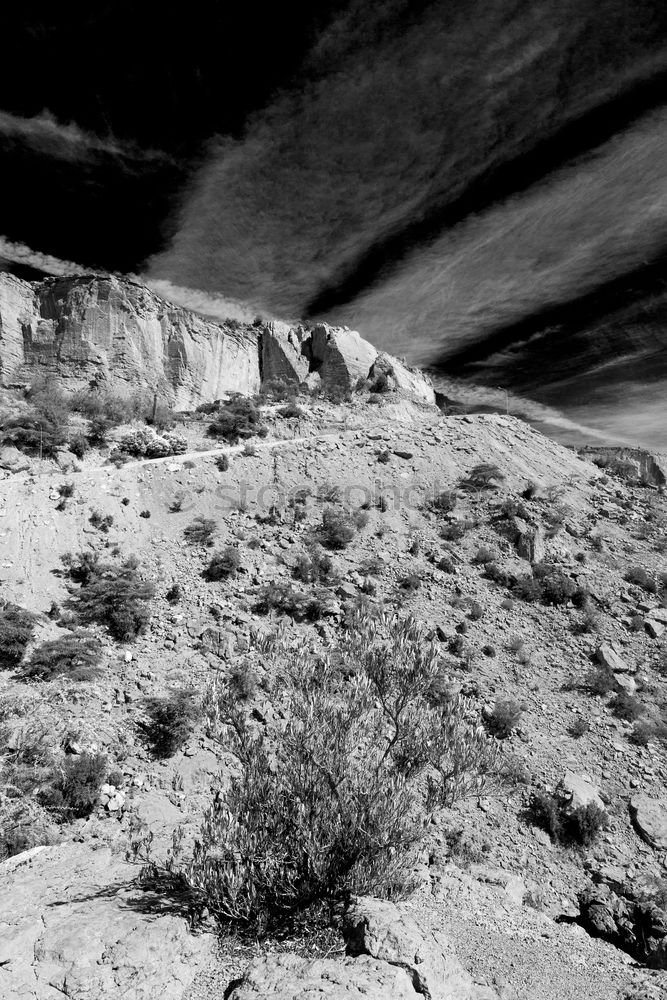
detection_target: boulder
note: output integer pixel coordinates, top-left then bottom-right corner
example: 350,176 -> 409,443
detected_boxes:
645,619 -> 665,639
344,897 -> 497,999
228,952 -> 417,999
503,516 -> 545,564
229,897 -> 497,1000
614,673 -> 637,696
630,794 -> 667,850
311,324 -> 378,390
596,643 -> 634,674
560,771 -> 605,812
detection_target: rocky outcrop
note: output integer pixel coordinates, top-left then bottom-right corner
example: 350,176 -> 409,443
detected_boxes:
229,897 -> 497,1000
1,273 -> 261,408
578,871 -> 667,969
0,273 -> 436,409
0,843 -> 214,999
580,446 -> 667,488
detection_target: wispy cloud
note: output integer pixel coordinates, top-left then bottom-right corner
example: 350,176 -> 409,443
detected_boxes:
143,278 -> 262,323
0,110 -> 174,164
0,236 -> 87,277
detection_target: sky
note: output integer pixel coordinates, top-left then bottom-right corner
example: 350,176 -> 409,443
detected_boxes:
1,2 -> 667,447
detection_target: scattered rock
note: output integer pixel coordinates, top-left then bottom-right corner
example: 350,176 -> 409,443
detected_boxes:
630,795 -> 667,850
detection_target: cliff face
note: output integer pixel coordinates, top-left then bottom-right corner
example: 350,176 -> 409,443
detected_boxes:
0,273 -> 435,409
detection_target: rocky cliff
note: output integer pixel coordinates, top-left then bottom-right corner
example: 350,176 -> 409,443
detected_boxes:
0,273 -> 435,409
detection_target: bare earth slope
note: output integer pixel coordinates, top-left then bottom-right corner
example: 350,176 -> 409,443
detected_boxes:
1,396 -> 666,1000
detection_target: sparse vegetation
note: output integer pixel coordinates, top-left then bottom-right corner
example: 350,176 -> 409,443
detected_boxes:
293,545 -> 338,585
89,510 -> 114,533
624,566 -> 657,594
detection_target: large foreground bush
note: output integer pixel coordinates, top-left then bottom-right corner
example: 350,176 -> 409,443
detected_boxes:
136,613 -> 496,935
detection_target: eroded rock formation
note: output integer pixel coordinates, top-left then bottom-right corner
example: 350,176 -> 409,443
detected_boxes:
0,273 -> 435,409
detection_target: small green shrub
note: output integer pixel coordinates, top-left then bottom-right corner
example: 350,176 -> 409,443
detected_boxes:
255,582 -> 332,622
610,691 -> 644,722
437,555 -> 456,574
21,631 -> 103,682
184,517 -> 217,547
228,663 -> 259,701
317,482 -> 341,504
472,546 -> 499,565
318,507 -> 356,550
204,546 -> 242,581
569,717 -> 590,738
207,397 -> 268,443
0,604 -> 37,671
430,490 -> 458,514
398,573 -> 422,596
293,546 -> 338,585
89,510 -> 114,533
460,463 -> 505,491
216,454 -> 230,472
165,583 -> 182,603
68,433 -> 88,459
486,699 -> 522,738
527,790 -> 605,847
42,752 -> 108,819
140,690 -> 200,758
65,553 -> 155,641
440,521 -> 470,541
278,400 -> 305,419
624,567 -> 657,594
585,666 -> 617,696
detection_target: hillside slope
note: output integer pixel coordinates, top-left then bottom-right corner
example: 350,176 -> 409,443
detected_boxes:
1,393 -> 666,1000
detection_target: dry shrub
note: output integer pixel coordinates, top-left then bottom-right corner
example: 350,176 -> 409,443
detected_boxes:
135,613 -> 497,936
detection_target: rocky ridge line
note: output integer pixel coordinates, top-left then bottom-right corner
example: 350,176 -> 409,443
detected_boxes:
0,273 -> 435,409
